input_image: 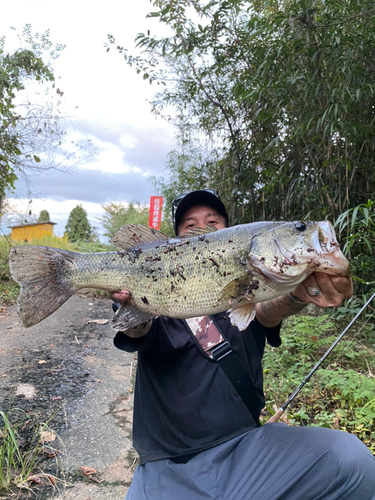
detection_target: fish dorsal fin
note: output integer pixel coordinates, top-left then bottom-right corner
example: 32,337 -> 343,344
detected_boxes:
179,225 -> 218,239
112,224 -> 169,251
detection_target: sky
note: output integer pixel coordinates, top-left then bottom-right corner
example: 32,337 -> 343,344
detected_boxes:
1,0 -> 175,239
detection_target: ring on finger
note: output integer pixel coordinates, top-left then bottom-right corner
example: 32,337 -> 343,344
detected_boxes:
307,286 -> 320,296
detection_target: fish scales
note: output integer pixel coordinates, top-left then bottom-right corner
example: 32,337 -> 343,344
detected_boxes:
123,225 -> 254,317
9,221 -> 350,330
65,225 -> 256,317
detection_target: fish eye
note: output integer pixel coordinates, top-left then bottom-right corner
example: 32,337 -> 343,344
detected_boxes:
295,221 -> 307,232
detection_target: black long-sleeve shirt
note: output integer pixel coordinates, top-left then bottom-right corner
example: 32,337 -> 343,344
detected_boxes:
114,313 -> 281,465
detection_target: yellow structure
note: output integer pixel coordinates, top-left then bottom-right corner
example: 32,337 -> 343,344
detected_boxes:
9,221 -> 57,242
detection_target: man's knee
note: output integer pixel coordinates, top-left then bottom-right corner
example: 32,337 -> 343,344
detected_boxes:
270,426 -> 375,499
330,430 -> 373,466
326,431 -> 375,499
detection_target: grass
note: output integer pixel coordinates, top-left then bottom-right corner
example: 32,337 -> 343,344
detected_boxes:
0,410 -> 43,492
0,410 -> 67,495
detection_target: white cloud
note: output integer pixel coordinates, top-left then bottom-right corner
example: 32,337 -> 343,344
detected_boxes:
0,0 -> 174,241
119,133 -> 137,149
79,141 -> 131,174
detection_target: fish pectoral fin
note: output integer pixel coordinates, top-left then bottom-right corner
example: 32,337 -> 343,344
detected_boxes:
111,304 -> 156,331
229,303 -> 256,331
221,276 -> 252,301
112,224 -> 169,251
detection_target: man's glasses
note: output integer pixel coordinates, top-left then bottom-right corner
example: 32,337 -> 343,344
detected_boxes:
171,189 -> 220,221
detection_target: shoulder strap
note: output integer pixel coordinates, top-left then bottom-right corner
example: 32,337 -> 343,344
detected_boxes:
184,316 -> 261,427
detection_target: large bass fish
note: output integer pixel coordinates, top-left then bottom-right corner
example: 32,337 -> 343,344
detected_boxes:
9,221 -> 349,331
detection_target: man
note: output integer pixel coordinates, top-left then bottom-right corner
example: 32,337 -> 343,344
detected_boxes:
112,189 -> 375,500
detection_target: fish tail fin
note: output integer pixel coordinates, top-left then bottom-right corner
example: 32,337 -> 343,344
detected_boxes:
9,245 -> 78,328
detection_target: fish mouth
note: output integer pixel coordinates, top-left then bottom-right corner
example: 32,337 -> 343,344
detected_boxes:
249,221 -> 350,284
277,221 -> 350,277
308,221 -> 350,276
313,221 -> 341,254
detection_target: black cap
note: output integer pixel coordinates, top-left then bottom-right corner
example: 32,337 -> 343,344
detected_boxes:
173,189 -> 229,235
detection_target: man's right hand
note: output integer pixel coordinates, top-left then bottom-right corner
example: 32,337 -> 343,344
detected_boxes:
111,289 -> 152,338
111,290 -> 131,306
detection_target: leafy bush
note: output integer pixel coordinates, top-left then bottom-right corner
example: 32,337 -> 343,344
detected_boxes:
318,368 -> 375,451
38,210 -> 50,222
101,201 -> 150,241
72,239 -> 115,253
335,200 -> 375,297
0,237 -> 19,305
264,314 -> 375,452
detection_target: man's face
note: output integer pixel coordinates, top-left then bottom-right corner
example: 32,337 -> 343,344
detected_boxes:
177,204 -> 227,236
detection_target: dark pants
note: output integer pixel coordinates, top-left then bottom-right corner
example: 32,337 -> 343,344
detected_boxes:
126,424 -> 375,499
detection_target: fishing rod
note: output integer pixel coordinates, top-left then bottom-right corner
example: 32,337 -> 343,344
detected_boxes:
267,291 -> 375,424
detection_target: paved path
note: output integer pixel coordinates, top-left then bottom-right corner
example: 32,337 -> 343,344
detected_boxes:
0,295 -> 136,499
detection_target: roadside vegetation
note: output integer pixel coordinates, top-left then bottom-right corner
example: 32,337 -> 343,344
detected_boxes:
263,313 -> 375,453
0,233 -> 110,495
0,236 -> 20,305
264,201 -> 375,451
1,199 -> 375,476
0,410 -> 63,493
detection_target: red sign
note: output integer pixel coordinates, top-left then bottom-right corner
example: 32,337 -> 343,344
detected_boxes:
149,196 -> 164,230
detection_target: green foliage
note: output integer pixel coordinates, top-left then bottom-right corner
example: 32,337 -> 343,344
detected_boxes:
264,314 -> 375,452
37,209 -> 50,222
110,0 -> 375,224
0,26 -> 57,194
71,239 -> 113,253
336,200 -> 375,255
1,26 -> 93,197
101,201 -> 150,241
150,146 -> 232,229
335,199 -> 375,297
0,409 -> 63,493
64,205 -> 92,243
0,236 -> 19,305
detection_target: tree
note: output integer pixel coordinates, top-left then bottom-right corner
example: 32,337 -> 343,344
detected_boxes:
101,201 -> 150,241
65,205 -> 92,242
0,25 -> 94,202
150,142 -> 227,228
38,209 -> 50,222
109,0 -> 375,226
